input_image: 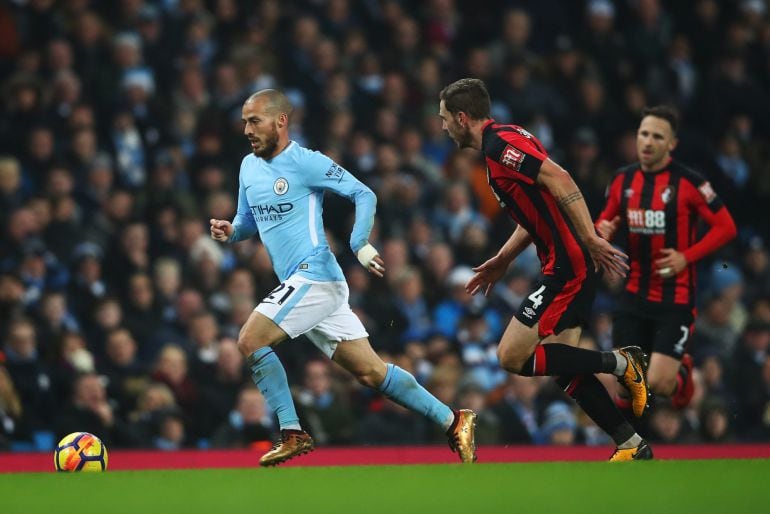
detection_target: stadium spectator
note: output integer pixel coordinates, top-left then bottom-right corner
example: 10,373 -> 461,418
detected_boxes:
490,374 -> 545,444
357,398 -> 429,445
294,359 -> 355,445
211,386 -> 274,449
55,373 -> 137,448
99,327 -> 147,417
0,273 -> 26,342
433,266 -> 502,341
647,401 -> 690,443
743,237 -> 770,306
694,294 -> 742,360
0,365 -> 23,450
127,382 -> 178,442
150,344 -> 200,435
697,398 -> 734,443
33,290 -> 79,361
198,338 -> 247,436
731,319 -> 770,437
52,331 -> 96,401
122,272 -> 165,362
186,310 -> 220,382
540,402 -> 578,446
455,380 -> 501,444
153,410 -> 188,450
3,318 -> 55,431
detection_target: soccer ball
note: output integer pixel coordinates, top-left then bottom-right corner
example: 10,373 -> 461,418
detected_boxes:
54,432 -> 109,472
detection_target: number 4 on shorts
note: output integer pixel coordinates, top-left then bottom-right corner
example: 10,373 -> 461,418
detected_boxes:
528,285 -> 546,310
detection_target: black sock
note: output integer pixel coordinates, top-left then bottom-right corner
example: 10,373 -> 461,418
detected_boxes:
519,344 -> 617,376
555,374 -> 636,446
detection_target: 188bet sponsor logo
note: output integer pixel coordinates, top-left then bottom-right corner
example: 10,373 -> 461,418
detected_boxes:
627,208 -> 666,234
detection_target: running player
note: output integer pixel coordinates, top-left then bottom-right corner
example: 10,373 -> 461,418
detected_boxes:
439,78 -> 651,461
211,90 -> 476,466
597,105 -> 736,409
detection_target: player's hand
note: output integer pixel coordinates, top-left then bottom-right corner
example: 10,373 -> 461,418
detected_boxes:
655,248 -> 687,278
210,219 -> 233,242
466,254 -> 510,297
586,235 -> 629,280
367,255 -> 386,278
357,243 -> 385,278
597,216 -> 621,241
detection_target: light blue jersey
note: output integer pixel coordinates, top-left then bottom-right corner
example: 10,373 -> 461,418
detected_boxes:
228,141 -> 376,282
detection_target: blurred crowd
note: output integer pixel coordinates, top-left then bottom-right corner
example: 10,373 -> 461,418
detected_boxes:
1,0 -> 770,452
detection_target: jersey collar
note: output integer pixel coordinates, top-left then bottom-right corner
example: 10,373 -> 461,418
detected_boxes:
642,156 -> 673,174
264,140 -> 295,162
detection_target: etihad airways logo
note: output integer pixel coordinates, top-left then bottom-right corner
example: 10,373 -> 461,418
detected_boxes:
250,203 -> 293,221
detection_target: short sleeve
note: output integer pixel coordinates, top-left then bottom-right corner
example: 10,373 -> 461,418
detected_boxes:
484,126 -> 548,183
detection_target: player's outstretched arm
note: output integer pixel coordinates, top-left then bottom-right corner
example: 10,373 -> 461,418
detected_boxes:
537,158 -> 629,279
466,225 -> 531,296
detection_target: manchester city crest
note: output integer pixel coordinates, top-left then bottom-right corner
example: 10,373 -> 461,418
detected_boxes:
273,177 -> 289,195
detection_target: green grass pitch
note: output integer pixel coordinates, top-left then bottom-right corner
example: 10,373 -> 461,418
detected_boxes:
2,460 -> 767,514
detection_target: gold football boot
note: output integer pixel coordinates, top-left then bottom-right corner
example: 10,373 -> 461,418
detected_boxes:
446,409 -> 478,464
259,430 -> 315,467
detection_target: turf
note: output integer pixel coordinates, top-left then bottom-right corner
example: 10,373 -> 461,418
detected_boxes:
2,460 -> 767,514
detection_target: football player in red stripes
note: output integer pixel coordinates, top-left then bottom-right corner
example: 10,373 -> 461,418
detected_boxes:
597,105 -> 736,410
439,78 -> 651,461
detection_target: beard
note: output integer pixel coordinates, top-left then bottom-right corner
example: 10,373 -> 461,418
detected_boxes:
251,123 -> 280,157
452,126 -> 474,149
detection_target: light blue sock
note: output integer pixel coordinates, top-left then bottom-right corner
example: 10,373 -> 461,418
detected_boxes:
247,347 -> 301,431
379,364 -> 455,430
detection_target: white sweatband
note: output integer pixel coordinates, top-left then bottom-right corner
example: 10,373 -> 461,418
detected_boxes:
356,243 -> 379,268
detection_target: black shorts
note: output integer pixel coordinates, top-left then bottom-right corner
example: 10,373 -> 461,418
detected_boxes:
612,297 -> 695,359
514,271 -> 598,338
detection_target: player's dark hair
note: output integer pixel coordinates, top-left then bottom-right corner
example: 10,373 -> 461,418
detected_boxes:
440,78 -> 491,120
641,105 -> 679,134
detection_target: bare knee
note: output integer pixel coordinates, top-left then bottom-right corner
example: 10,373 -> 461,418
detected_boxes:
497,318 -> 540,374
497,345 -> 530,374
236,333 -> 258,357
646,354 -> 683,397
237,327 -> 271,357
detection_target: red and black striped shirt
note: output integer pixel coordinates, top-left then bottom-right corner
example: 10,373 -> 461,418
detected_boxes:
481,120 -> 592,281
598,159 -> 730,307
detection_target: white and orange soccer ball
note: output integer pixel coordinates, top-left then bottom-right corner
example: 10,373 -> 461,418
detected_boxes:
54,432 -> 109,472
